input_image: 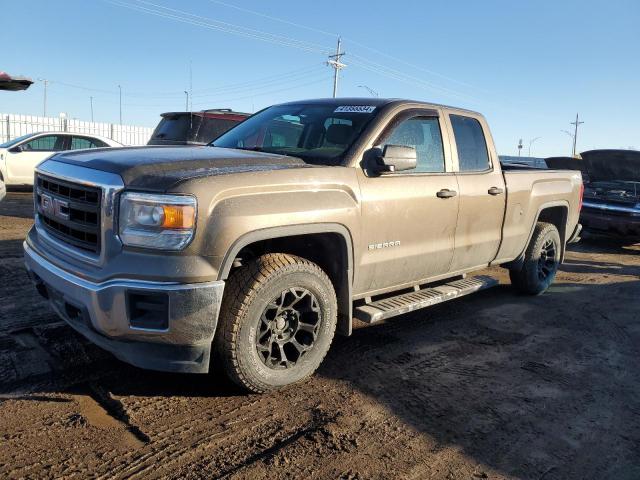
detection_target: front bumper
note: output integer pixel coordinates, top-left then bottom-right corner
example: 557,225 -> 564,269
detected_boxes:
581,208 -> 640,237
24,241 -> 225,373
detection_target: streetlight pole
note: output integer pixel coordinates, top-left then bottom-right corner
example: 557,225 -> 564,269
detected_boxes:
118,85 -> 122,125
528,137 -> 541,157
37,78 -> 48,117
561,130 -> 575,157
90,96 -> 94,122
184,91 -> 189,111
570,113 -> 584,157
358,85 -> 379,97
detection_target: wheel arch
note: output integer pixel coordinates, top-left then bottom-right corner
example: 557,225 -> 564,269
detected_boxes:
504,201 -> 570,269
219,223 -> 354,336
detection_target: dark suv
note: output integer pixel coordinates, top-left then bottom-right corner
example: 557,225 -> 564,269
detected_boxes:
148,109 -> 250,146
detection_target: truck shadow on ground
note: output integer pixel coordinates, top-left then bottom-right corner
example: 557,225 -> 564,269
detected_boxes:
0,191 -> 34,219
561,258 -> 640,277
316,277 -> 640,479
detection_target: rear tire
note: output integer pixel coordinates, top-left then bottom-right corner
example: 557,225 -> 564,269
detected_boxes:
214,253 -> 337,393
509,222 -> 561,295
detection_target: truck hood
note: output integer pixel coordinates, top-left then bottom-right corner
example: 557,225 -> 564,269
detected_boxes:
51,145 -> 310,190
581,149 -> 640,183
544,156 -> 588,174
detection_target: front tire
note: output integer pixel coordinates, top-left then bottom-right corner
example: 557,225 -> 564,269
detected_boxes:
509,222 -> 561,295
214,253 -> 337,393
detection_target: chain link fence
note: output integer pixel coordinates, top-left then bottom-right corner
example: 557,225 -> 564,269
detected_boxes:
1,113 -> 153,146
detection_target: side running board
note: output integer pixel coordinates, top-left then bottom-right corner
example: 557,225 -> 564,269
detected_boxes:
354,276 -> 498,324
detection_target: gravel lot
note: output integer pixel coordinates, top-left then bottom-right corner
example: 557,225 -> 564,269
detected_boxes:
1,191 -> 639,480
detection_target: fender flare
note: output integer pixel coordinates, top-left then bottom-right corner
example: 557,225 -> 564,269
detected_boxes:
218,223 -> 355,336
504,200 -> 570,269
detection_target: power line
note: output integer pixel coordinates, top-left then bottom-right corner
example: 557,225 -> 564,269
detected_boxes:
104,0 -> 333,54
204,0 -> 338,38
202,0 -> 483,93
348,57 -> 478,103
42,64 -> 325,101
191,76 -> 333,109
108,0 -> 480,103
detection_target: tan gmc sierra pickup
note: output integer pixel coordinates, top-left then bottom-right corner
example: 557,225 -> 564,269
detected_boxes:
24,98 -> 583,392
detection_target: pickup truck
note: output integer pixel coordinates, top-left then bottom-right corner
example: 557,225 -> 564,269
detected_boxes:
24,98 -> 583,393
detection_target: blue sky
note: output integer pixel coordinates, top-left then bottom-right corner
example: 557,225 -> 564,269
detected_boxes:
1,0 -> 638,157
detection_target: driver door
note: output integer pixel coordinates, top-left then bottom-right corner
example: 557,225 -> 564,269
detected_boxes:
355,109 -> 459,296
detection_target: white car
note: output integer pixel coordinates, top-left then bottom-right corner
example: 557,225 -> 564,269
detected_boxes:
0,132 -> 121,186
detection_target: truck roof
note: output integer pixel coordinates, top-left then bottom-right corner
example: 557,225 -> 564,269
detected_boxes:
276,97 -> 481,116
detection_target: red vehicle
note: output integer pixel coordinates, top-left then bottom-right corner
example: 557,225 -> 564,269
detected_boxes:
148,109 -> 250,146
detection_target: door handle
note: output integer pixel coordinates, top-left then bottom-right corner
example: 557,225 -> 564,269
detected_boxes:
436,189 -> 457,199
488,187 -> 504,195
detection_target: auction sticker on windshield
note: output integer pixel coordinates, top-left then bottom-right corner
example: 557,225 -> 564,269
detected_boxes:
334,106 -> 376,113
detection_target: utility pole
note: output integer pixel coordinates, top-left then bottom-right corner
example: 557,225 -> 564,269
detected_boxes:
517,138 -> 523,157
90,96 -> 94,122
528,137 -> 541,156
38,78 -> 49,117
184,91 -> 189,111
327,37 -> 346,98
118,85 -> 122,125
570,113 -> 583,157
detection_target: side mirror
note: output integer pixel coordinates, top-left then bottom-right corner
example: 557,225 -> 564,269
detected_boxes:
377,144 -> 417,173
8,145 -> 22,153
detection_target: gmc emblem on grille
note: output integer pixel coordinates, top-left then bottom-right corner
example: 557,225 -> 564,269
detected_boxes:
40,193 -> 70,220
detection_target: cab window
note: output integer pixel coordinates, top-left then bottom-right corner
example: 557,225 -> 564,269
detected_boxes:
450,115 -> 490,172
382,116 -> 445,173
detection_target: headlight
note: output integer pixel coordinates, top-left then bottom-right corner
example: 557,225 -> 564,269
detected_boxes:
119,192 -> 196,250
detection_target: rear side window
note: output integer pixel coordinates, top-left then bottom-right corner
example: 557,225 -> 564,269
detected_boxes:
196,118 -> 240,143
70,137 -> 105,149
450,115 -> 490,172
383,116 -> 445,173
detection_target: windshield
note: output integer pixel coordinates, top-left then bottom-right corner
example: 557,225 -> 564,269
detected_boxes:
211,104 -> 379,165
0,133 -> 35,148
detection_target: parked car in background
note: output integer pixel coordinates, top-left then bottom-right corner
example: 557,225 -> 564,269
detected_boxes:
147,109 -> 250,146
0,132 -> 121,186
579,149 -> 640,237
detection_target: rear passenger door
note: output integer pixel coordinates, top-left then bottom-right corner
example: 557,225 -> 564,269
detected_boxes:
444,112 -> 506,271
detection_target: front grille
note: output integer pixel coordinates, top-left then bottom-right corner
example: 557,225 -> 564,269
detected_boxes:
36,174 -> 102,253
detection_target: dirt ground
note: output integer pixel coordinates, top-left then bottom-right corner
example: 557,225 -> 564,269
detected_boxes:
1,191 -> 639,480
